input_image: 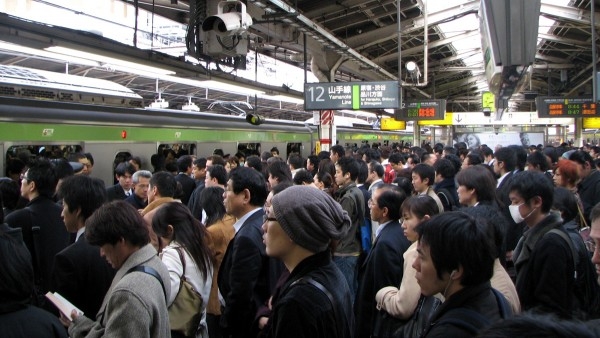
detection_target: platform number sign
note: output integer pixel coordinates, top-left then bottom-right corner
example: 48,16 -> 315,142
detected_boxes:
304,81 -> 400,110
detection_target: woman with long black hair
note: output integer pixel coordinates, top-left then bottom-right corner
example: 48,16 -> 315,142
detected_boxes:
152,202 -> 214,338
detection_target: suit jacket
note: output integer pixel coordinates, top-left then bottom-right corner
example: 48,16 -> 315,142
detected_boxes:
354,220 -> 410,338
496,171 -> 524,252
218,209 -> 273,338
175,173 -> 196,205
106,184 -> 127,202
187,182 -> 206,221
124,194 -> 147,210
51,233 -> 116,317
5,196 -> 69,293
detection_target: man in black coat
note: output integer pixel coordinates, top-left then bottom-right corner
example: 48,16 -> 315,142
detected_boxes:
569,150 -> 600,226
174,155 -> 196,205
219,167 -> 274,338
5,158 -> 69,295
50,175 -> 115,317
355,185 -> 409,338
106,162 -> 136,201
510,171 -> 578,319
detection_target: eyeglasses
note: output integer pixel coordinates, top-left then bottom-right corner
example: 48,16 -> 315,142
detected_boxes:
263,215 -> 278,224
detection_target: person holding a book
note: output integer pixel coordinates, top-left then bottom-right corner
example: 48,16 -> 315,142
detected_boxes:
61,201 -> 171,338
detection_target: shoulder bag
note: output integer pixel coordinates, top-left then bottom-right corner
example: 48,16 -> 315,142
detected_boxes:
169,247 -> 204,338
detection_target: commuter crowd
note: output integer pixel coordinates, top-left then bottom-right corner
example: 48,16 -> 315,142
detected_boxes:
2,140 -> 600,337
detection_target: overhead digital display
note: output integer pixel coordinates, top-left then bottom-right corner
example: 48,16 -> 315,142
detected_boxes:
304,81 -> 400,110
536,96 -> 599,118
394,99 -> 446,121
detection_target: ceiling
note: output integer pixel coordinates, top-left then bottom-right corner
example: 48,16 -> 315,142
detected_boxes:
0,0 -> 599,122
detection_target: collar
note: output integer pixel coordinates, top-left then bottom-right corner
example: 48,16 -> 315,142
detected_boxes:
75,227 -> 86,242
496,172 -> 511,188
232,207 -> 262,234
513,212 -> 562,267
375,220 -> 394,238
141,197 -> 176,216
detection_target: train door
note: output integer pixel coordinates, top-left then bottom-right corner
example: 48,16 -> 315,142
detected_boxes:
194,142 -> 237,159
237,143 -> 261,158
286,143 -> 303,159
85,142 -> 157,186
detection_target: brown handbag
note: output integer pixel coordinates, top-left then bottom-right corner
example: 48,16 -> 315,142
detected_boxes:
169,247 -> 204,337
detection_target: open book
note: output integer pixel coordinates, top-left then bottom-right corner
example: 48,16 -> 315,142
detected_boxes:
45,292 -> 84,318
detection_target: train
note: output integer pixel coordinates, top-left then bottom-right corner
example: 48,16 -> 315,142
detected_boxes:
0,65 -> 410,186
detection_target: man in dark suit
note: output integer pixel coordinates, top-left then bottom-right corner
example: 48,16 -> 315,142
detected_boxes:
493,146 -> 522,277
174,155 -> 196,205
355,185 -> 409,338
106,162 -> 136,201
124,170 -> 151,210
219,167 -> 273,338
51,175 -> 115,317
5,158 -> 69,295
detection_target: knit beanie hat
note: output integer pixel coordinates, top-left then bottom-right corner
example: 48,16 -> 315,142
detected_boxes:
272,185 -> 350,253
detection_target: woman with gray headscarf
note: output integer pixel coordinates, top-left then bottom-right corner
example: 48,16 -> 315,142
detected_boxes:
262,185 -> 354,338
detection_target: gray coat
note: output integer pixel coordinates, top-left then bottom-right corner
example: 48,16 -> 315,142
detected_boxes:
69,244 -> 171,338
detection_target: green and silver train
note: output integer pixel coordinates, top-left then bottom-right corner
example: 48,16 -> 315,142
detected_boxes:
0,65 -> 409,186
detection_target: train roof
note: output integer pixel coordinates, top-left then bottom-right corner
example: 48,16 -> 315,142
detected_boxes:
0,64 -> 144,108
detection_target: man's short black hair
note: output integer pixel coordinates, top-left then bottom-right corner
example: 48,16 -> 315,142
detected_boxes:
177,155 -> 193,172
207,164 -> 228,185
494,147 -> 516,172
369,160 -> 384,178
412,163 -> 435,186
245,155 -> 262,172
389,152 -> 404,165
114,162 -> 136,177
509,171 -> 554,213
374,185 -> 405,221
268,161 -> 292,184
288,154 -> 303,170
417,211 -> 495,286
86,201 -> 150,247
59,175 -> 107,221
292,169 -> 314,185
229,167 -> 268,207
24,158 -> 58,198
336,156 -> 359,181
569,150 -> 594,168
433,158 -> 456,179
330,145 -> 345,158
193,157 -> 207,169
150,171 -> 177,198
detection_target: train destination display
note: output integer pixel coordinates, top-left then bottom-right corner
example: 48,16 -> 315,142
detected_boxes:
536,96 -> 599,118
304,81 -> 400,110
394,99 -> 446,121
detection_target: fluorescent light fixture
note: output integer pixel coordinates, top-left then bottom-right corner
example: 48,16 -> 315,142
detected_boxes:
199,80 -> 265,96
0,41 -> 99,67
261,94 -> 304,104
46,46 -> 175,75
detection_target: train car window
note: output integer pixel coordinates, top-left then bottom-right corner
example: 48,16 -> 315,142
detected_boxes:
158,144 -> 196,158
238,143 -> 261,157
6,145 -> 82,163
286,143 -> 302,159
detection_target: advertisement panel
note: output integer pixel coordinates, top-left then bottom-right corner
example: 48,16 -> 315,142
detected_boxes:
453,132 -> 544,150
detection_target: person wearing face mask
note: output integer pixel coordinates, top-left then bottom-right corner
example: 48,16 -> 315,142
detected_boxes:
509,171 -> 580,319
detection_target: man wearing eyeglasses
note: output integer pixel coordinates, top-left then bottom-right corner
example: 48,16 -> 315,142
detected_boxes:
219,167 -> 278,338
6,158 -> 69,296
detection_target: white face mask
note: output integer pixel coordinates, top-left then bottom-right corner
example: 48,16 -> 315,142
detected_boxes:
509,203 -> 536,223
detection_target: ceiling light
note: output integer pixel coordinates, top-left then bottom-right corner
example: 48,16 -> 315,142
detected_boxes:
45,46 -> 175,75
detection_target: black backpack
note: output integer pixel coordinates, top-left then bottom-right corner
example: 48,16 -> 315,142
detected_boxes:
546,228 -> 600,319
436,188 -> 459,212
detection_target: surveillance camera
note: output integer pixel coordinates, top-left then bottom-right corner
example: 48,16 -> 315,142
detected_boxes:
202,1 -> 252,36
